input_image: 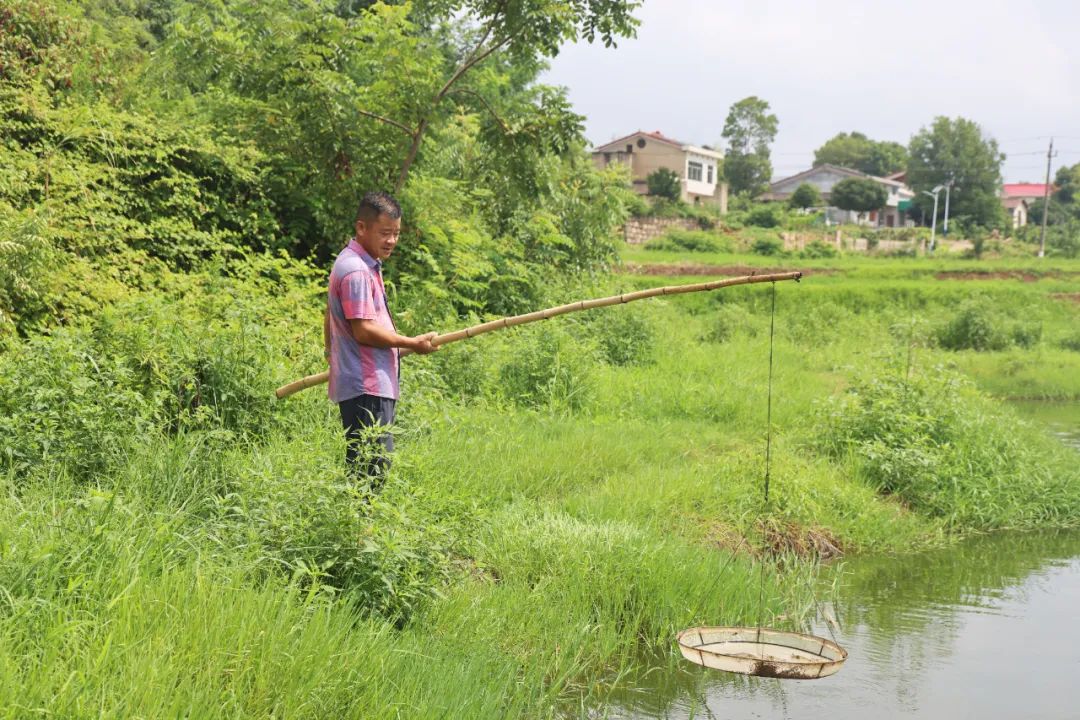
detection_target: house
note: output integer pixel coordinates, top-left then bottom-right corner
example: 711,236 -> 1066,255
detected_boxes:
760,164 -> 915,227
591,130 -> 728,211
1001,183 -> 1051,228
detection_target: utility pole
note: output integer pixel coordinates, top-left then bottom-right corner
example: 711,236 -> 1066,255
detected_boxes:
942,178 -> 953,237
1039,138 -> 1056,258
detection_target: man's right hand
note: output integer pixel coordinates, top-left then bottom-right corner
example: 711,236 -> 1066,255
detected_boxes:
409,332 -> 440,354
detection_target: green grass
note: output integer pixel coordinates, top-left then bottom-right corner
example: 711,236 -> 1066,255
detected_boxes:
2,250 -> 1079,716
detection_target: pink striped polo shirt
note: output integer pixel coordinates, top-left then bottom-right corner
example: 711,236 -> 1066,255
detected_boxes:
327,240 -> 399,402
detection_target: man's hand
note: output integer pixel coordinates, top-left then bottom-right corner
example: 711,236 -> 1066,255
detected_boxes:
409,331 -> 439,355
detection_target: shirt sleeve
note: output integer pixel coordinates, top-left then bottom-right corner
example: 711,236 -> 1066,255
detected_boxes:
339,270 -> 377,320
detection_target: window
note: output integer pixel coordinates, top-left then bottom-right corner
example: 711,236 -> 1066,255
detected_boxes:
688,161 -> 703,182
637,138 -> 647,148
626,144 -> 633,153
707,165 -> 714,184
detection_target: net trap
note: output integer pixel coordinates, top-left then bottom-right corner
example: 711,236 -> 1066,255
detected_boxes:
677,281 -> 847,680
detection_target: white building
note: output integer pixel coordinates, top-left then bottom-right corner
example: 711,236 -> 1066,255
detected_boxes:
592,130 -> 728,210
761,164 -> 915,227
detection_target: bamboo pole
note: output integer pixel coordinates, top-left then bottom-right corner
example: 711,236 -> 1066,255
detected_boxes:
275,270 -> 802,399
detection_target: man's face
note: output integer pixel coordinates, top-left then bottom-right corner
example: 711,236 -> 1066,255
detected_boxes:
355,213 -> 402,261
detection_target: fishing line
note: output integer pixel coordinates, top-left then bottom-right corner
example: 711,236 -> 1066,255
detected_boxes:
756,281 -> 777,633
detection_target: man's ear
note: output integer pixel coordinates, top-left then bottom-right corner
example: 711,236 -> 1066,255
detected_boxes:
354,218 -> 366,237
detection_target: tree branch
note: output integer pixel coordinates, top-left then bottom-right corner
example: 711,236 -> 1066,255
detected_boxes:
394,2 -> 519,192
434,31 -> 516,104
446,88 -> 510,134
356,108 -> 414,135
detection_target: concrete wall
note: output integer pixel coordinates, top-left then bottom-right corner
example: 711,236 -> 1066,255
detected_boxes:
623,217 -> 702,245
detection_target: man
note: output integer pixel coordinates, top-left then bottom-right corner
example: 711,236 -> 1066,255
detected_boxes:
324,191 -> 438,485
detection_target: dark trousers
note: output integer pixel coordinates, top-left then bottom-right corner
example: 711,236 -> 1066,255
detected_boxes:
339,393 -> 396,487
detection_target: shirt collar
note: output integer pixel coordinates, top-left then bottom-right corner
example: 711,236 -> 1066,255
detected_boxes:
347,239 -> 381,271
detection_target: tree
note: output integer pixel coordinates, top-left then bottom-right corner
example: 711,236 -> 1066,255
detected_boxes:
1054,162 -> 1080,209
788,182 -> 821,209
153,0 -> 640,256
721,96 -> 778,197
646,168 -> 681,201
814,132 -> 907,177
907,117 -> 1005,228
830,178 -> 887,213
385,0 -> 641,191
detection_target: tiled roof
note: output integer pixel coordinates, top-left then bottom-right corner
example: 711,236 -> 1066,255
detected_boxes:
594,130 -> 685,151
592,130 -> 721,157
1002,183 -> 1051,198
769,164 -> 910,190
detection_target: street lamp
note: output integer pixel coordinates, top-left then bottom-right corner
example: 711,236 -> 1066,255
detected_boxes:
923,184 -> 944,252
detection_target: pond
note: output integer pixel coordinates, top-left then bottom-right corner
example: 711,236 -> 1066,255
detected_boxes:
610,403 -> 1080,720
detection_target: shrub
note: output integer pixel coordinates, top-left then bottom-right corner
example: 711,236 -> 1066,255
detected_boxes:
799,240 -> 838,259
646,168 -> 681,201
816,369 -> 1080,528
624,193 -> 651,217
496,326 -> 596,411
935,298 -> 1042,352
705,303 -> 757,343
217,452 -> 462,622
0,257 -> 318,483
645,228 -> 731,253
746,204 -> 783,228
1059,330 -> 1080,352
751,235 -> 783,256
936,300 -> 1010,351
581,304 -> 656,366
788,183 -> 821,209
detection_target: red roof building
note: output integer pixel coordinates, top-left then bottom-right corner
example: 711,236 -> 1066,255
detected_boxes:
1002,183 -> 1052,199
1000,184 -> 1054,229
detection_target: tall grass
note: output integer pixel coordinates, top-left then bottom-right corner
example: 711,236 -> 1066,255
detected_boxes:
1,253 -> 1078,716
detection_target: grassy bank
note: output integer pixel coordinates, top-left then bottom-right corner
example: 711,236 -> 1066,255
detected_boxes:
2,252 -> 1080,717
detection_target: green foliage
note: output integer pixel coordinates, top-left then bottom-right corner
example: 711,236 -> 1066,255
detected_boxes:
830,177 -> 888,213
1053,161 -> 1080,209
0,254 -> 320,482
935,298 -> 1041,351
721,95 -> 777,196
813,131 -> 907,177
704,302 -> 756,343
624,192 -> 651,217
0,0 -> 83,89
580,303 -> 656,366
788,182 -> 821,209
496,325 -> 596,411
751,235 -> 783,255
644,228 -> 731,253
1047,221 -> 1080,258
799,239 -> 838,258
1059,329 -> 1080,352
817,370 -> 1079,528
645,167 -> 681,201
746,203 -> 784,228
907,117 -> 1005,228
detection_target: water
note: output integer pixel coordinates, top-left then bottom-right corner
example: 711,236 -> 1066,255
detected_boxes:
610,403 -> 1080,720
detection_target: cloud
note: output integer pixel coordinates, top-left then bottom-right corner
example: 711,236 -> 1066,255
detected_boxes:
544,0 -> 1080,181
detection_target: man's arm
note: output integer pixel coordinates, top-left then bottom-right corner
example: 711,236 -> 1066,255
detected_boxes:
350,319 -> 439,354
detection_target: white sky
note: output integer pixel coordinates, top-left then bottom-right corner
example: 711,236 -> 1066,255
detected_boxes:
542,0 -> 1080,182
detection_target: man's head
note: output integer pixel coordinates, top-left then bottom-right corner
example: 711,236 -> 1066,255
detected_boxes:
354,191 -> 402,261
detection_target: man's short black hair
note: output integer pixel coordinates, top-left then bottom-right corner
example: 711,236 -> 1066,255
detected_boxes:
356,191 -> 402,223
